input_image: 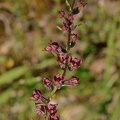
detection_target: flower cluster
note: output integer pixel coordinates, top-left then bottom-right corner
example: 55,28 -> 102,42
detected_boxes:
58,11 -> 76,46
43,74 -> 79,90
31,1 -> 85,119
31,89 -> 59,120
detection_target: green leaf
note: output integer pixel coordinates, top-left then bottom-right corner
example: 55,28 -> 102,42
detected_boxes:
110,96 -> 120,120
74,23 -> 83,28
0,88 -> 12,104
65,0 -> 71,11
56,25 -> 62,31
0,66 -> 28,86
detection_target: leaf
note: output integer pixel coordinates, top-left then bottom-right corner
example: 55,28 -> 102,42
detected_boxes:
0,66 -> 28,86
110,96 -> 120,120
0,88 -> 12,104
65,0 -> 71,11
56,25 -> 62,31
74,22 -> 84,28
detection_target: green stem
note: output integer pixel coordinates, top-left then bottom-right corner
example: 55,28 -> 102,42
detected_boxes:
51,86 -> 57,96
71,0 -> 76,10
62,0 -> 75,77
62,27 -> 71,77
67,27 -> 71,51
48,0 -> 76,106
49,86 -> 57,101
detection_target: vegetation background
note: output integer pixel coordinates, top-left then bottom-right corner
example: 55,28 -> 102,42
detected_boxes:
0,0 -> 120,120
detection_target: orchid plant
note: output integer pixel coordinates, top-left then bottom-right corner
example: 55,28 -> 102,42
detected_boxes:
30,0 -> 87,119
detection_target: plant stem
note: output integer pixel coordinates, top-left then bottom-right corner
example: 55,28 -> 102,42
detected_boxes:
71,0 -> 76,10
49,0 -> 76,102
51,86 -> 57,96
62,26 -> 71,77
62,0 -> 75,77
48,86 -> 57,101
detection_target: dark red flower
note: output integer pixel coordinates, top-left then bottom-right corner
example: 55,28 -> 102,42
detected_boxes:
44,45 -> 53,53
67,15 -> 74,24
51,42 -> 59,51
70,33 -> 77,43
57,53 -> 68,68
69,57 -> 82,70
49,115 -> 59,120
30,89 -> 42,101
44,42 -> 59,53
58,11 -> 65,18
45,104 -> 57,116
54,74 -> 64,89
69,76 -> 79,86
35,104 -> 45,115
30,89 -> 49,104
43,78 -> 52,90
62,22 -> 69,31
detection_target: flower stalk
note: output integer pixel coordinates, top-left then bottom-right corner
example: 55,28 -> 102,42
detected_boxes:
30,0 -> 87,119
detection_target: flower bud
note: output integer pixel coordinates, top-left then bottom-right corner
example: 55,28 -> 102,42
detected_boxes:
45,104 -> 58,116
30,89 -> 42,101
70,33 -> 77,43
43,78 -> 52,90
69,57 -> 82,70
54,74 -> 64,89
58,11 -> 65,18
57,53 -> 68,68
69,76 -> 79,86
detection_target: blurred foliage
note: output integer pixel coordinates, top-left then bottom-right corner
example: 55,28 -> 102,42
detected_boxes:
0,0 -> 120,120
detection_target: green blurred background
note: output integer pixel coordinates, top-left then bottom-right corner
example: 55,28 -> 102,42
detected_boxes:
0,0 -> 120,120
